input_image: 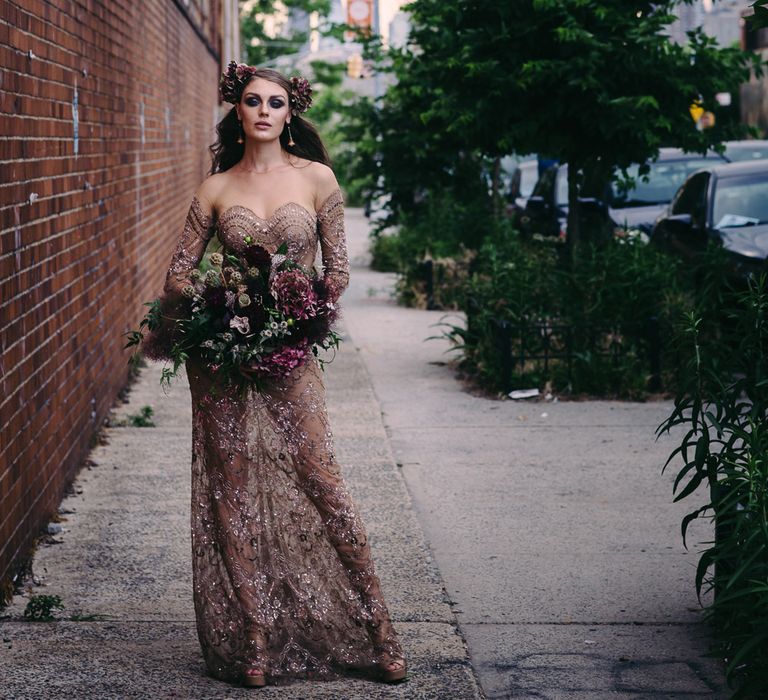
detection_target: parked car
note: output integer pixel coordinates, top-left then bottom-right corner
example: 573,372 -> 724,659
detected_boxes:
722,139 -> 768,163
519,148 -> 728,241
651,160 -> 768,278
506,158 -> 539,222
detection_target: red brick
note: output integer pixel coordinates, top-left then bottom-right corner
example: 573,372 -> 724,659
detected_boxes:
0,0 -> 224,589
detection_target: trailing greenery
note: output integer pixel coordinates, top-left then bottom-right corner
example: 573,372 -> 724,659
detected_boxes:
657,273 -> 768,698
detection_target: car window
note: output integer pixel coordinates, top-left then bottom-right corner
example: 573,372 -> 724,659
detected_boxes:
713,175 -> 768,228
531,166 -> 556,199
556,168 -> 568,206
670,172 -> 709,226
612,158 -> 715,207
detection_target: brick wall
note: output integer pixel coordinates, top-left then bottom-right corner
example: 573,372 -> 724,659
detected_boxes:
0,0 -> 227,593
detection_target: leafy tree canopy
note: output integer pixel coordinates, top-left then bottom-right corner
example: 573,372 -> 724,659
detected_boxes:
240,0 -> 330,65
355,0 -> 764,249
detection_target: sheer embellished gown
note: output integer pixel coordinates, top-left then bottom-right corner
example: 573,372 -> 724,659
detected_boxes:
142,188 -> 404,684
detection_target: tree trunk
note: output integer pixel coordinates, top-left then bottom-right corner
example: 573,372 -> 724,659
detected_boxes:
566,161 -> 581,267
491,156 -> 502,219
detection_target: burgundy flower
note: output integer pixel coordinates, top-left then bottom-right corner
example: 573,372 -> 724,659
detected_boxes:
203,285 -> 227,308
289,76 -> 313,116
244,244 -> 271,269
219,60 -> 258,104
246,303 -> 267,331
251,339 -> 310,379
271,269 -> 318,320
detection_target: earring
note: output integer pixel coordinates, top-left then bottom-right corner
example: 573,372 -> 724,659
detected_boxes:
287,123 -> 295,147
237,119 -> 244,144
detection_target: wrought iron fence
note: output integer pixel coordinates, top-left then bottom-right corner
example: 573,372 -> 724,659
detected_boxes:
489,316 -> 664,393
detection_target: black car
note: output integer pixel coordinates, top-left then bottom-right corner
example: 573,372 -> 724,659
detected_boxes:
651,160 -> 768,278
519,148 -> 728,241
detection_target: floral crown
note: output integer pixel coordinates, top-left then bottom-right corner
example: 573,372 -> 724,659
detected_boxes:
219,60 -> 313,115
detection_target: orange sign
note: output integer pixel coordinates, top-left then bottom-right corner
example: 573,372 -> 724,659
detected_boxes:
347,0 -> 373,36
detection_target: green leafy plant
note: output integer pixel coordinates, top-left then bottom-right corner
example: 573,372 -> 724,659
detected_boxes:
23,594 -> 65,621
127,405 -> 155,427
657,274 -> 768,698
440,220 -> 685,397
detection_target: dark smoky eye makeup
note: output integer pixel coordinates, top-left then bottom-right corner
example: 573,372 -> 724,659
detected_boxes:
244,96 -> 286,107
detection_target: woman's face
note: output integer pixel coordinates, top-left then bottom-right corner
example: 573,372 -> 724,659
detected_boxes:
236,77 -> 291,143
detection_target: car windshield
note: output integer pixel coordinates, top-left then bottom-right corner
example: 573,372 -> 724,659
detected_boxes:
611,158 -> 716,208
713,175 -> 768,228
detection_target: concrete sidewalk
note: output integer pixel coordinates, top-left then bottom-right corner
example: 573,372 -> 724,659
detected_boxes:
0,305 -> 480,696
1,205 -> 728,700
341,209 -> 726,699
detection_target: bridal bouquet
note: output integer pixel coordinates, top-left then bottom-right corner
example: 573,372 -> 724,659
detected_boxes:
124,242 -> 341,391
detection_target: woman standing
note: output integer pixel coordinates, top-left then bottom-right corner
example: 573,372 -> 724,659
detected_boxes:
143,62 -> 407,688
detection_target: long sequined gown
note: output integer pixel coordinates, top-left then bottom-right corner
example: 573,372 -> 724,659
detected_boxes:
143,188 -> 404,684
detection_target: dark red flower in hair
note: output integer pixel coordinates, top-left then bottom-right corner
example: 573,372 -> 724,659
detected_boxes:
289,76 -> 313,115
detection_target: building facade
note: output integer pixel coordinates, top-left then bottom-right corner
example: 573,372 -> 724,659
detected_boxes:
0,0 -> 239,598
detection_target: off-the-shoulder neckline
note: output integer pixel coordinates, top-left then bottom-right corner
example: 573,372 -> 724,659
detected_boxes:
192,187 -> 343,223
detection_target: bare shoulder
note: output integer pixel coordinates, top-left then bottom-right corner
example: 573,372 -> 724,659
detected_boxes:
193,172 -> 229,216
304,161 -> 341,210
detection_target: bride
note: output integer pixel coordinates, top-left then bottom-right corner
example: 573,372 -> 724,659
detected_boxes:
142,62 -> 407,688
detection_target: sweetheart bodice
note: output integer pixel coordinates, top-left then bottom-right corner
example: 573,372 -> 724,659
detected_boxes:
215,200 -> 320,269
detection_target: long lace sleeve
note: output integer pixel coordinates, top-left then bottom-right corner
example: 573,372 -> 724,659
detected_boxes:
142,195 -> 215,361
163,195 -> 215,299
316,188 -> 349,304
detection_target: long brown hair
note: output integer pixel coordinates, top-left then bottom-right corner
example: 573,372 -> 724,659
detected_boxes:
208,67 -> 331,174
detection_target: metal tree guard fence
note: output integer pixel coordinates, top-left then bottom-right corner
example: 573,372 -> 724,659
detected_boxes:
489,316 -> 664,394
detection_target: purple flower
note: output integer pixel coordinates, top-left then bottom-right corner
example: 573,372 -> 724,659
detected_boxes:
271,269 -> 318,320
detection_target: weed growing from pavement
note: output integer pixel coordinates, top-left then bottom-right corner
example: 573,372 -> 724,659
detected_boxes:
110,405 -> 156,427
23,594 -> 64,621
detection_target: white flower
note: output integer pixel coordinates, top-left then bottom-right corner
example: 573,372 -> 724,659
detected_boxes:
262,329 -> 273,338
238,293 -> 251,307
230,315 -> 250,334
